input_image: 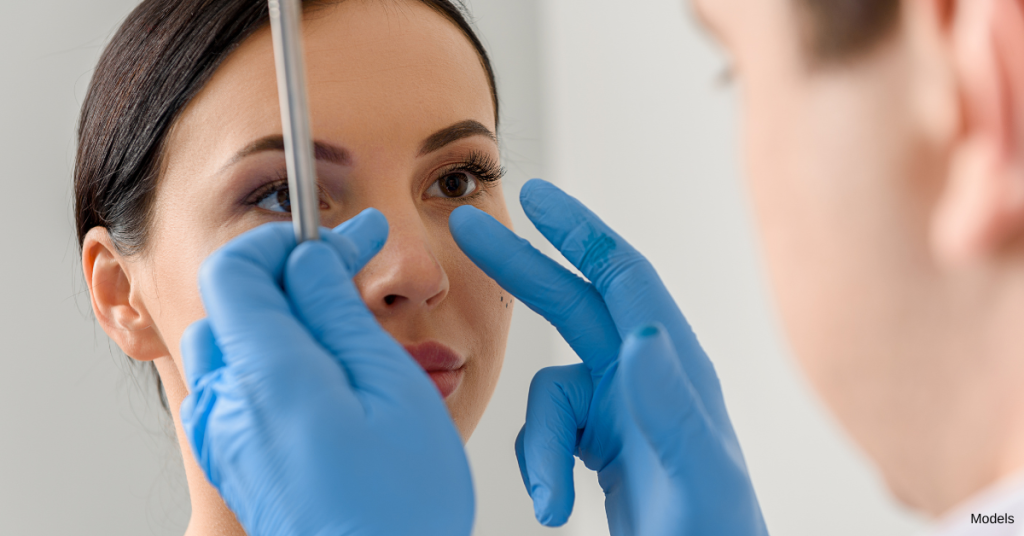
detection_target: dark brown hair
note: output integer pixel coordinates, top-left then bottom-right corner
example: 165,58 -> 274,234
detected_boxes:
75,0 -> 498,404
76,0 -> 497,256
797,0 -> 901,63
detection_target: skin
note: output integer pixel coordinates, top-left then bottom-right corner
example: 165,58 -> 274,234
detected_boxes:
81,1 -> 513,534
692,0 -> 1024,517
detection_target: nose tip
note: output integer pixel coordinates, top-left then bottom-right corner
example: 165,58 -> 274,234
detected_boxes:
357,225 -> 449,316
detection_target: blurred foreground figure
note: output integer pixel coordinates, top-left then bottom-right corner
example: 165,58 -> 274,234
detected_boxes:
691,0 -> 1024,531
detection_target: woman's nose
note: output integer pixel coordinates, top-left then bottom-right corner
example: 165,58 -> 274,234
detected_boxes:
355,214 -> 449,317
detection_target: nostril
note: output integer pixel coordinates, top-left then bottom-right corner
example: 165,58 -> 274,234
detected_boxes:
384,295 -> 398,305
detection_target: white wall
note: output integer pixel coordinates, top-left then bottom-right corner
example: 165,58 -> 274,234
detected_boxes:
0,1 -> 191,534
0,0 -> 929,535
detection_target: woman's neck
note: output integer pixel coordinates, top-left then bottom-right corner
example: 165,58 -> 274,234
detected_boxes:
155,356 -> 247,536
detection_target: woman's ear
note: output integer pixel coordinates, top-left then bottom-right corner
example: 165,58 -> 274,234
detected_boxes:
929,0 -> 1024,264
82,227 -> 168,361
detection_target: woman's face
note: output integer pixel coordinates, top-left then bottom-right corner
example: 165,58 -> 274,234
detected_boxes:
133,0 -> 512,440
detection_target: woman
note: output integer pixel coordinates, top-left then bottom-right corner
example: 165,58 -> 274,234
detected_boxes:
74,0 -> 512,533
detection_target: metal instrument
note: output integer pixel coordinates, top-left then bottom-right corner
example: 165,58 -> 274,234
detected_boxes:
268,0 -> 320,242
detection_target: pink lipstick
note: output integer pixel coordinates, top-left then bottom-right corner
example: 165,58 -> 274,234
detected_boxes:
403,341 -> 466,399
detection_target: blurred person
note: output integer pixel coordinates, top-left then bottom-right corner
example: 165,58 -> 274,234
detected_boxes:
691,0 -> 1024,527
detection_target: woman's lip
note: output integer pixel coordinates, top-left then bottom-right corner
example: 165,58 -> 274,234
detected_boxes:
403,341 -> 466,399
426,368 -> 465,399
403,341 -> 466,371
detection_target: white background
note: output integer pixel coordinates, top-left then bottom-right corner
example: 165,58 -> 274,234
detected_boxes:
0,0 -> 927,534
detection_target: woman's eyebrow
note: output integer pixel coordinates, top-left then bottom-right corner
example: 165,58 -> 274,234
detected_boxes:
220,135 -> 351,172
419,120 -> 497,156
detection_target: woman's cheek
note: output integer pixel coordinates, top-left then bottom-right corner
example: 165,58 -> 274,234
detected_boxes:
444,251 -> 512,434
144,216 -> 224,384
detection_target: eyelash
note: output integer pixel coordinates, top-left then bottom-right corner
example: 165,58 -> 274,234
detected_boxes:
245,151 -> 506,212
244,170 -> 329,213
431,151 -> 506,193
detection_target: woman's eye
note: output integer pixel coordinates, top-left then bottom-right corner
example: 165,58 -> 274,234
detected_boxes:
255,183 -> 291,213
427,172 -> 478,199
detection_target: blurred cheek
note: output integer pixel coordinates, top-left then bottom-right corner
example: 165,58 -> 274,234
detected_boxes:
739,63 -> 929,395
723,6 -> 863,379
739,68 -> 874,385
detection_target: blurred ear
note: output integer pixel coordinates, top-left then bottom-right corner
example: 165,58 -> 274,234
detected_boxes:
82,227 -> 168,361
929,0 -> 1024,263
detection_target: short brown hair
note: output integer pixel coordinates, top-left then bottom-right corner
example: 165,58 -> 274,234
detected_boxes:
797,0 -> 900,63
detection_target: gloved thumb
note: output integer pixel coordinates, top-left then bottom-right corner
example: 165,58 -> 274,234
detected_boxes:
619,323 -> 722,478
519,364 -> 593,527
326,207 -> 389,273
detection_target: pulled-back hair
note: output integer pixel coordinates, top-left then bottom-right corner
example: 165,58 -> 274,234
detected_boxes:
797,0 -> 900,64
75,0 -> 497,257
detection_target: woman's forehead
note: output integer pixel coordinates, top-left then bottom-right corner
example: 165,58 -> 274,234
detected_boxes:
165,0 -> 495,177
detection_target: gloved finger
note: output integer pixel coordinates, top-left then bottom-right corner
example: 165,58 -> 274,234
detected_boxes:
283,240 -> 433,400
619,324 -> 726,480
198,222 -> 327,367
178,319 -> 223,486
519,180 -> 687,335
328,207 -> 389,274
514,426 -> 531,492
180,318 -> 224,393
520,179 -> 730,429
521,364 -> 594,527
450,205 -> 621,378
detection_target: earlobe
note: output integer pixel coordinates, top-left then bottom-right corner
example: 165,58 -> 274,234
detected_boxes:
929,0 -> 1024,264
82,227 -> 167,361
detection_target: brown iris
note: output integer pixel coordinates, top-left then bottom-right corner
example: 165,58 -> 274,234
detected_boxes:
438,172 -> 471,197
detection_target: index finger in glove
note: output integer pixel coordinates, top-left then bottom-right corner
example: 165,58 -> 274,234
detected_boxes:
198,217 -> 377,367
198,223 -> 308,363
519,180 -> 684,334
450,206 -> 620,378
328,208 -> 389,273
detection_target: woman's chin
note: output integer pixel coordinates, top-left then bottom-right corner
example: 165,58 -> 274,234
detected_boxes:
445,392 -> 483,443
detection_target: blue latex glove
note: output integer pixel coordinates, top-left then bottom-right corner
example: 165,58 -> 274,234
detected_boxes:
449,180 -> 768,536
179,209 -> 474,536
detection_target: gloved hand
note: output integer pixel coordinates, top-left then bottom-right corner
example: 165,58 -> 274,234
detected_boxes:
450,180 -> 768,536
179,209 -> 474,536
